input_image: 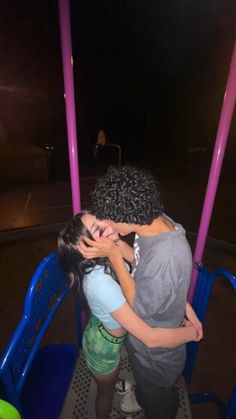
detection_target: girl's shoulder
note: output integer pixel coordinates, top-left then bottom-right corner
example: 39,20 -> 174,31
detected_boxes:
84,265 -> 113,286
83,265 -> 123,303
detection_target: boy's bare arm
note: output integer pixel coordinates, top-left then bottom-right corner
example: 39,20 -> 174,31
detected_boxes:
117,239 -> 134,263
112,302 -> 202,348
109,249 -> 135,305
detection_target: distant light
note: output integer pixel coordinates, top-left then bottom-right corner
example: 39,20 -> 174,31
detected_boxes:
71,56 -> 73,66
41,144 -> 54,151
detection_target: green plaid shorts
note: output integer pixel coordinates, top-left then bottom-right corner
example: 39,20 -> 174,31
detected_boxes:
82,315 -> 126,375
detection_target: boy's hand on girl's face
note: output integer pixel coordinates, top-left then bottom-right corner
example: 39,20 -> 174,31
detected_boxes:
78,236 -> 120,260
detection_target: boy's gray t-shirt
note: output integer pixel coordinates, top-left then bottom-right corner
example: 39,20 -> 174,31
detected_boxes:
126,215 -> 192,386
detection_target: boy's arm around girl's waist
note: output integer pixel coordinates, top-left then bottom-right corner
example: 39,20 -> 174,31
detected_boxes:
111,301 -> 201,349
109,241 -> 203,345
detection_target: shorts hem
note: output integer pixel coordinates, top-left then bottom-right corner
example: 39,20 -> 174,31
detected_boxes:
87,361 -> 120,376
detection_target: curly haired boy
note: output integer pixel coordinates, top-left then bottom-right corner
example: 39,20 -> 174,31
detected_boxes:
80,165 -> 202,419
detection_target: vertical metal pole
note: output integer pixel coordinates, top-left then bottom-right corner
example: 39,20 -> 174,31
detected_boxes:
188,40 -> 236,303
58,0 -> 80,215
58,1 -> 88,331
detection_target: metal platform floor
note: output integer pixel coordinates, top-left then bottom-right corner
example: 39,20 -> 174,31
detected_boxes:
60,349 -> 192,419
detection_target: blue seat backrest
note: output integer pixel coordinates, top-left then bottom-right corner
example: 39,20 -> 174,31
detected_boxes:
0,252 -> 71,408
184,265 -> 236,382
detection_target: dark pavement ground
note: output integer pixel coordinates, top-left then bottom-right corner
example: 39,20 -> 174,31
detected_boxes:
0,154 -> 236,244
0,163 -> 236,419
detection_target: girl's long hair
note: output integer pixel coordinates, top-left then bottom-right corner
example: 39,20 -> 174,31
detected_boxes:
58,211 -> 117,312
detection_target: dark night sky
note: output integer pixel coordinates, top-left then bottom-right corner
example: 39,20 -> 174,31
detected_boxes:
0,0 -> 235,167
72,0 -> 236,164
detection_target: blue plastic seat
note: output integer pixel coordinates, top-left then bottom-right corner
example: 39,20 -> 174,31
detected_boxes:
0,252 -> 80,419
184,265 -> 236,418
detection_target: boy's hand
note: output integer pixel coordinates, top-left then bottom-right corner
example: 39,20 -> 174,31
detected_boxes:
78,236 -> 121,260
185,302 -> 203,340
182,319 -> 203,342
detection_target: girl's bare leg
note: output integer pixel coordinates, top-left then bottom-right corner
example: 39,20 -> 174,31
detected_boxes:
93,366 -> 120,419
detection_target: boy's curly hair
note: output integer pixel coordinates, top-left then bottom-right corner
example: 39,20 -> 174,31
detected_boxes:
91,165 -> 164,225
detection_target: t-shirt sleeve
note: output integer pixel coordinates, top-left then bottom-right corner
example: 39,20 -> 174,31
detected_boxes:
86,269 -> 126,314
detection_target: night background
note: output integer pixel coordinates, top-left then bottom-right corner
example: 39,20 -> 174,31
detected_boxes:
0,0 -> 235,181
0,4 -> 236,418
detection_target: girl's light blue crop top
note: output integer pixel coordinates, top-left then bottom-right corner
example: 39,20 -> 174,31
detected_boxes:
83,265 -> 126,329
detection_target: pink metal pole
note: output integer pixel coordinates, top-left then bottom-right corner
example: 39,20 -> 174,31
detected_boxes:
58,0 -> 81,215
188,40 -> 236,303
